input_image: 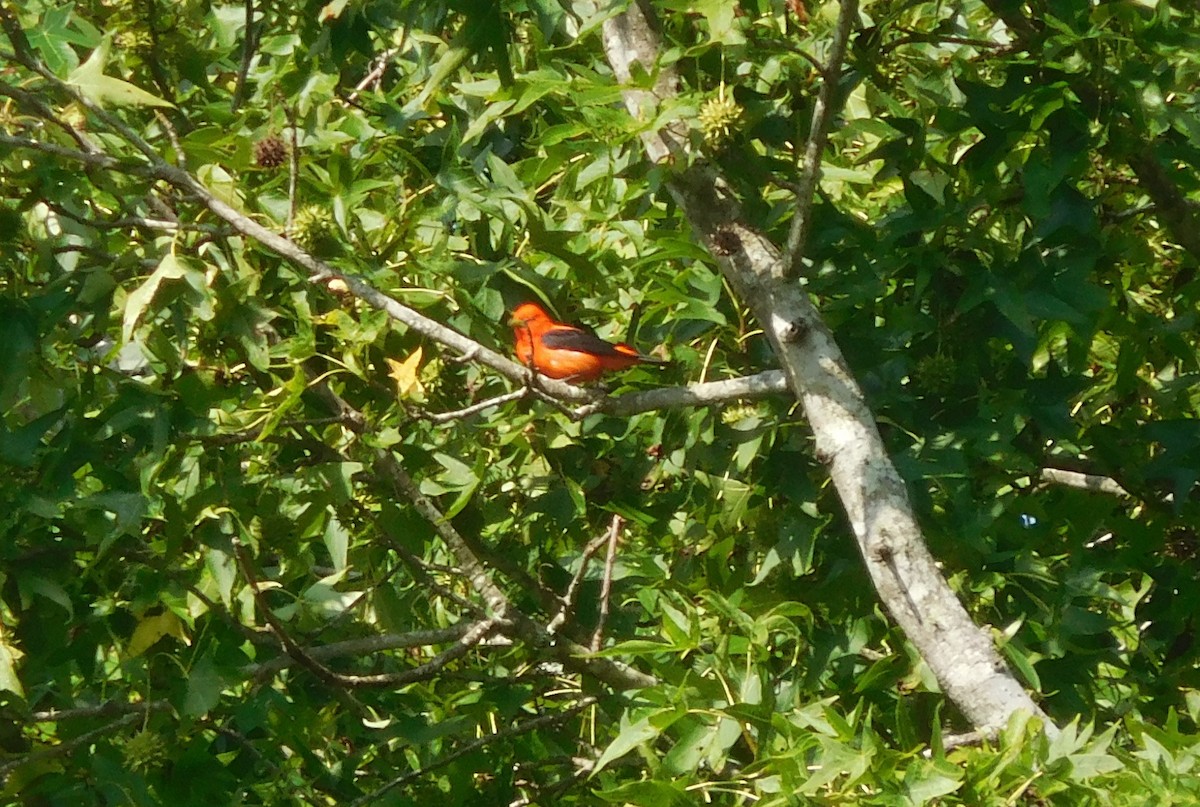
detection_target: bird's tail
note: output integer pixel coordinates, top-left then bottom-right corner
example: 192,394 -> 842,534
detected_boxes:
614,343 -> 670,365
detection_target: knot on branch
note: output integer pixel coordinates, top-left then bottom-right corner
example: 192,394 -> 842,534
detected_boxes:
779,317 -> 810,343
711,226 -> 741,256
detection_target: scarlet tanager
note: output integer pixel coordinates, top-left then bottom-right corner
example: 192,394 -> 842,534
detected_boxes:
510,302 -> 668,383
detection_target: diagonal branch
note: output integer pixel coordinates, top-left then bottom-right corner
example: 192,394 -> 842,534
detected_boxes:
600,6 -> 1054,735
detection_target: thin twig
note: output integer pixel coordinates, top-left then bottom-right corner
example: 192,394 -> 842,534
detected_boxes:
0,133 -> 131,169
0,711 -> 142,778
349,47 -> 400,101
573,370 -> 788,419
155,110 -> 187,168
590,515 -> 623,652
231,534 -> 351,687
243,624 -> 477,679
376,452 -> 654,689
349,697 -> 597,807
30,699 -> 170,723
886,28 -> 1009,53
286,101 -> 299,227
547,530 -> 616,635
320,618 -> 501,688
783,0 -> 858,277
381,529 -> 491,618
45,203 -> 226,234
231,0 -> 258,112
194,415 -> 351,446
0,81 -> 99,152
424,388 -> 530,423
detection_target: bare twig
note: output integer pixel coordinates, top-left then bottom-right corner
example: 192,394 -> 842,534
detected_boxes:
30,699 -> 170,723
321,618 -> 502,688
783,0 -> 858,277
887,28 -> 1009,52
348,697 -> 598,807
0,711 -> 142,779
0,133 -> 132,170
575,370 -> 788,419
242,625 -> 477,679
381,530 -> 491,618
231,534 -> 352,687
938,730 -> 988,752
286,101 -> 299,227
155,110 -> 187,168
194,415 -> 351,446
590,515 -> 623,652
547,530 -> 616,635
0,81 -> 99,152
349,47 -> 400,101
233,534 -> 503,689
376,451 -> 655,689
424,388 -> 531,423
44,203 -> 227,234
231,0 -> 258,112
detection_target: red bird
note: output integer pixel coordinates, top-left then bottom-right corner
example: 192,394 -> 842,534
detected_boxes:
510,302 -> 667,383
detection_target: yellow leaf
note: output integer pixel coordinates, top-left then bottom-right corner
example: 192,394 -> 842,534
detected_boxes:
320,0 -> 351,21
386,348 -> 426,399
127,611 -> 190,658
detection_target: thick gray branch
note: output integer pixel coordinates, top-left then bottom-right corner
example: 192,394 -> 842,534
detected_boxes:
601,8 -> 1054,735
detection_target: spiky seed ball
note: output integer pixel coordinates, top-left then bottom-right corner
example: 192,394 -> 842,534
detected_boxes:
254,135 -> 288,168
699,94 -> 743,148
289,205 -> 337,253
912,354 -> 956,396
115,29 -> 155,53
721,403 -> 762,425
122,729 -> 166,772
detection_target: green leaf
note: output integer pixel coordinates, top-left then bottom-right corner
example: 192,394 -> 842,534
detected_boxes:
323,513 -> 349,571
593,709 -> 682,774
122,253 -> 191,342
67,37 -> 174,108
184,655 -> 223,717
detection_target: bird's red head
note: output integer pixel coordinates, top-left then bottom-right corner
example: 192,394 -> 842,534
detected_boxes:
510,302 -> 552,327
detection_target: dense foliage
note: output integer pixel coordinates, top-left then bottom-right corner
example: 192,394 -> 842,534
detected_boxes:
3,0 -> 1200,803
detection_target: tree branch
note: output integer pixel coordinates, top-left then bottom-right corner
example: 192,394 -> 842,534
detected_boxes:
590,514 -> 623,652
2,55 -> 790,422
29,699 -> 170,723
577,370 -> 788,418
0,711 -> 143,779
547,530 -> 615,635
1041,467 -> 1130,498
782,0 -> 858,277
242,625 -> 478,679
600,5 -> 1054,735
